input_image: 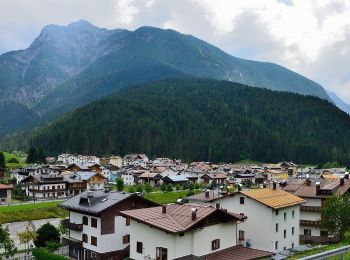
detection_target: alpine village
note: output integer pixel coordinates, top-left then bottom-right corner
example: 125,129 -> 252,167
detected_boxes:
1,2 -> 350,260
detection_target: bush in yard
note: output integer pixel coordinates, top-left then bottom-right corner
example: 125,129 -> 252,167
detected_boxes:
194,183 -> 200,189
34,223 -> 60,247
144,183 -> 152,193
33,248 -> 69,260
160,183 -> 167,193
128,186 -> 135,193
136,185 -> 143,193
188,182 -> 195,191
116,178 -> 124,191
187,191 -> 194,196
166,184 -> 173,192
175,184 -> 181,191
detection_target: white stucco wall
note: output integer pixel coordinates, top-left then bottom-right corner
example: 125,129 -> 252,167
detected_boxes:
129,220 -> 237,260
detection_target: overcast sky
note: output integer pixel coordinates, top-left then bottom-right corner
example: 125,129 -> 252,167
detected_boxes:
1,0 -> 350,102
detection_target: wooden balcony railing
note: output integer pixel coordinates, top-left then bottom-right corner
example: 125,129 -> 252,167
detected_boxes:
301,206 -> 321,212
62,219 -> 83,231
300,220 -> 319,227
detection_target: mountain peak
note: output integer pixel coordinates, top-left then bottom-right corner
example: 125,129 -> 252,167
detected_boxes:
67,20 -> 96,29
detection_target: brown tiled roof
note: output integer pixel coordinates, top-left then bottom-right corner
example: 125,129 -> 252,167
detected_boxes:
120,204 -> 245,233
175,245 -> 274,260
139,172 -> 160,178
240,188 -> 304,209
0,184 -> 13,190
294,179 -> 350,198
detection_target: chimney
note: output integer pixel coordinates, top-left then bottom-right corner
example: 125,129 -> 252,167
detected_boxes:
316,182 -> 321,195
205,190 -> 210,198
191,208 -> 197,220
273,181 -> 277,190
345,173 -> 349,180
162,205 -> 166,214
340,176 -> 344,186
215,203 -> 220,209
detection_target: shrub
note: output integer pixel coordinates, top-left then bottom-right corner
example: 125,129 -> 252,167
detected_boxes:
32,248 -> 69,260
187,191 -> 194,196
34,223 -> 60,247
166,184 -> 173,192
128,186 -> 135,193
8,158 -> 19,164
136,185 -> 143,193
175,184 -> 181,191
144,183 -> 152,194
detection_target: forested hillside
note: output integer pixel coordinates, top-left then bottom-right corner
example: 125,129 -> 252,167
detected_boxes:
0,21 -> 333,135
7,79 -> 350,165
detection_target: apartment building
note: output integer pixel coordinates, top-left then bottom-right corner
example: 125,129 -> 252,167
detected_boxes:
60,190 -> 157,260
120,204 -> 274,260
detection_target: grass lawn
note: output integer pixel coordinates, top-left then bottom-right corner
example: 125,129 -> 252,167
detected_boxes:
2,151 -> 27,170
0,202 -> 68,223
145,190 -> 202,204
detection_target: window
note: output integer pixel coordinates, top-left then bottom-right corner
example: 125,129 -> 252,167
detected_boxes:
91,218 -> 97,228
91,236 -> 97,246
82,216 -> 88,225
292,210 -> 295,219
292,243 -> 294,248
179,232 -> 184,237
137,242 -> 143,254
275,241 -> 278,250
126,218 -> 130,226
284,212 -> 287,221
82,234 -> 88,243
239,230 -> 245,241
284,229 -> 286,238
240,197 -> 245,204
276,209 -> 279,216
275,223 -> 279,232
212,239 -> 220,250
292,227 -> 294,235
156,247 -> 168,260
123,234 -> 130,244
304,229 -> 311,236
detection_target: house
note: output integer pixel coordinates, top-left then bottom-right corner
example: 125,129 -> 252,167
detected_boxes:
21,174 -> 67,199
120,203 -> 274,260
0,184 -> 13,204
162,175 -> 189,186
138,172 -> 162,187
109,156 -> 123,168
60,190 -> 158,260
66,163 -> 103,174
64,174 -> 87,197
200,184 -> 304,253
201,173 -> 227,185
75,172 -> 106,191
123,154 -> 149,167
283,176 -> 350,243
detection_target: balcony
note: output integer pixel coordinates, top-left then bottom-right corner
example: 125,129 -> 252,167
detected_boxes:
62,236 -> 82,247
300,235 -> 340,244
300,220 -> 319,227
301,206 -> 321,212
28,188 -> 66,193
62,219 -> 83,231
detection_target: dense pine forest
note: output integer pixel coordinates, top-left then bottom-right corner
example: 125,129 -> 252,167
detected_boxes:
4,79 -> 350,165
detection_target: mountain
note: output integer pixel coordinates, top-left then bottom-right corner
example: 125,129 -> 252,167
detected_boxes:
0,21 -> 332,135
326,90 -> 350,115
9,79 -> 350,165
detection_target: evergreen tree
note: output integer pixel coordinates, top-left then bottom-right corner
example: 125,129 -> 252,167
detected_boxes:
116,178 -> 124,191
34,223 -> 60,247
0,152 -> 5,169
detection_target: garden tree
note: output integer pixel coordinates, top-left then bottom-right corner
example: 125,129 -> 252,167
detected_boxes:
0,152 -> 5,169
175,184 -> 181,191
188,182 -> 195,191
194,183 -> 200,190
136,185 -> 143,193
34,223 -> 60,247
144,183 -> 152,194
18,224 -> 37,252
116,178 -> 124,191
0,225 -> 17,257
160,183 -> 167,193
320,195 -> 350,240
166,184 -> 173,192
12,184 -> 26,200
